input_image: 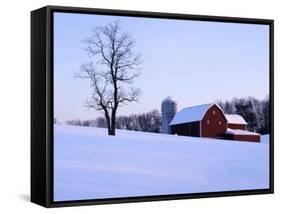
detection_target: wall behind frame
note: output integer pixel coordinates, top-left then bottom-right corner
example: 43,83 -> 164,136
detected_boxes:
0,0 -> 280,213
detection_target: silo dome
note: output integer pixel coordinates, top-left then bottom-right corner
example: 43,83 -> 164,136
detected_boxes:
161,96 -> 177,134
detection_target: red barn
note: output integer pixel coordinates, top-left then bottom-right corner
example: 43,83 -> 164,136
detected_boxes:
170,104 -> 227,138
169,103 -> 260,142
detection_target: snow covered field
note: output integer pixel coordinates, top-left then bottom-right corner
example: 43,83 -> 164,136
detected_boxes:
54,124 -> 269,201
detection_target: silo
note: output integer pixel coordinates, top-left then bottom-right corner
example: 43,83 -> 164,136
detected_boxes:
161,96 -> 177,134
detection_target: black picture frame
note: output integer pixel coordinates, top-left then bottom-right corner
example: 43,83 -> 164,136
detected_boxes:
31,5 -> 274,208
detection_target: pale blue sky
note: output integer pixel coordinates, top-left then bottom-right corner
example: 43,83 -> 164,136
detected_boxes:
54,12 -> 269,122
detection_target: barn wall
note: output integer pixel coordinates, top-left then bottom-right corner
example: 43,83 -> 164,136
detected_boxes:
225,134 -> 260,142
227,123 -> 247,130
201,105 -> 227,138
171,121 -> 200,137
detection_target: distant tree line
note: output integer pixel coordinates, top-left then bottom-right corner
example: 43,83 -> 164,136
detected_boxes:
54,118 -> 62,125
217,96 -> 269,134
62,96 -> 269,135
65,118 -> 98,127
65,109 -> 162,133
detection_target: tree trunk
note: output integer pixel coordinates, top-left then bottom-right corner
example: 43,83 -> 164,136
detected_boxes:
104,109 -> 112,136
110,112 -> 116,136
110,122 -> 116,136
108,128 -> 115,136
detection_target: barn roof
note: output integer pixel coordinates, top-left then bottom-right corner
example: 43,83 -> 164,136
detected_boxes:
225,114 -> 247,125
170,103 -> 222,125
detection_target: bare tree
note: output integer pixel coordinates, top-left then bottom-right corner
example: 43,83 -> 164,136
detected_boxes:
77,21 -> 142,136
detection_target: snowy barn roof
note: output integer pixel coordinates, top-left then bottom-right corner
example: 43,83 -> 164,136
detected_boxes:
225,114 -> 247,125
225,128 -> 260,136
170,103 -> 220,125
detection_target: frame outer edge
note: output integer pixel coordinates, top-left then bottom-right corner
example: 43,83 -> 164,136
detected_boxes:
270,20 -> 274,193
46,6 -> 52,207
36,5 -> 274,207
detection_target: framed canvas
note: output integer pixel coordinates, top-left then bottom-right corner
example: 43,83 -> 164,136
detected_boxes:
31,5 -> 274,207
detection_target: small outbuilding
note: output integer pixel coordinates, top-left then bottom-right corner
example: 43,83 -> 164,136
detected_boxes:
224,128 -> 260,142
225,114 -> 247,130
169,103 -> 260,142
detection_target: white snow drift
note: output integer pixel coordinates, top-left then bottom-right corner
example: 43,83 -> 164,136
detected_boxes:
54,125 -> 269,201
